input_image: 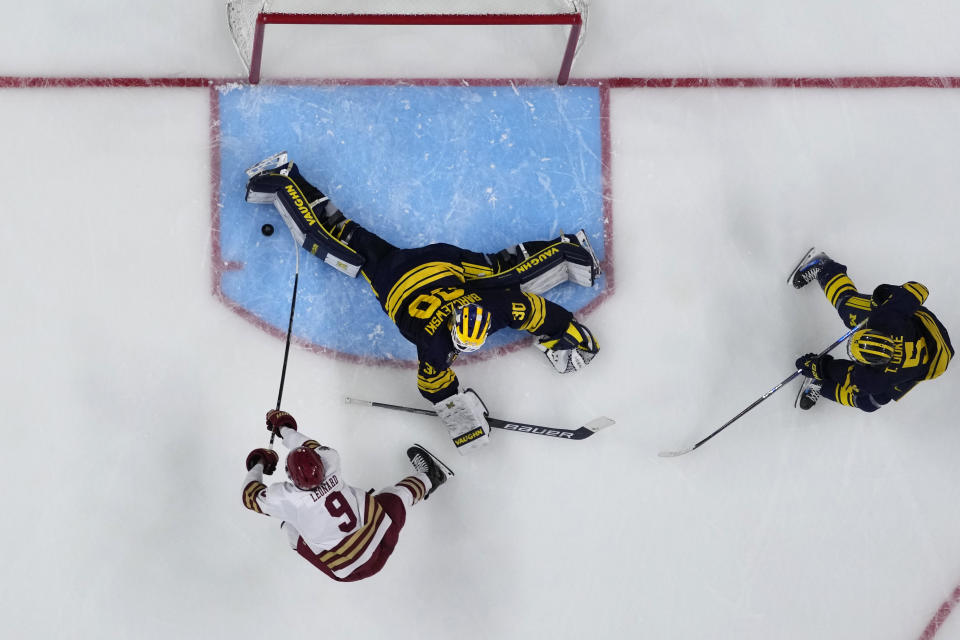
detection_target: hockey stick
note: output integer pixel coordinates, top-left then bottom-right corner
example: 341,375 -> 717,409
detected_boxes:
344,397 -> 614,441
658,319 -> 867,458
268,241 -> 300,449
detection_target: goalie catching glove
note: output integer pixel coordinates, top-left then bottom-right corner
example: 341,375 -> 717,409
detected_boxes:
537,319 -> 599,374
434,389 -> 491,454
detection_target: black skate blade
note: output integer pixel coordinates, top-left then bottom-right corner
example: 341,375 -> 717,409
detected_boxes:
793,380 -> 805,408
786,246 -> 816,285
412,443 -> 455,477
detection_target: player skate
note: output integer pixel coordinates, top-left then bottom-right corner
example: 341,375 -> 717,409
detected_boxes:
797,378 -> 822,410
406,444 -> 453,498
788,247 -> 833,289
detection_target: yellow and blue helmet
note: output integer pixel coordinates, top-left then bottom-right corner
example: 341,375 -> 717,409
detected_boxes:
450,304 -> 492,353
847,329 -> 895,365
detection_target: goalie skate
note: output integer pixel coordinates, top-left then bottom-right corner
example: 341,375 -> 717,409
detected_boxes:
552,229 -> 602,288
244,152 -> 292,204
245,151 -> 289,178
574,229 -> 602,280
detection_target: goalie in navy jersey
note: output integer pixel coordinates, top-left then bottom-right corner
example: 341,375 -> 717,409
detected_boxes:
789,250 -> 953,412
243,410 -> 451,582
243,152 -> 602,454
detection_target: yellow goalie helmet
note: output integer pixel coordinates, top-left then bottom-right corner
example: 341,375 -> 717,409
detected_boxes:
450,304 -> 492,353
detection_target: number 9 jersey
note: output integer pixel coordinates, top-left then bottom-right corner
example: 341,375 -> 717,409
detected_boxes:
242,428 -> 430,581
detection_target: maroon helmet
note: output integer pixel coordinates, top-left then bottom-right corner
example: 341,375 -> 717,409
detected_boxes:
286,446 -> 325,490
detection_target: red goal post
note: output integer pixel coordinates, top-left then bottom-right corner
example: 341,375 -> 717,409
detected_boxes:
226,0 -> 586,84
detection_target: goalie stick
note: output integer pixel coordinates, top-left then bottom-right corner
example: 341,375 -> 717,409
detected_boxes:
344,397 -> 614,441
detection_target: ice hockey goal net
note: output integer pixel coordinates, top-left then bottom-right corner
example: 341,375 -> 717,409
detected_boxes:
226,0 -> 586,84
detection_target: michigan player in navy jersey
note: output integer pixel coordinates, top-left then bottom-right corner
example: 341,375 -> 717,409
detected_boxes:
790,250 -> 953,412
243,153 -> 602,453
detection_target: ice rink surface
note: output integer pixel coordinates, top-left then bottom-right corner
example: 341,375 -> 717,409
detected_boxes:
2,2 -> 959,640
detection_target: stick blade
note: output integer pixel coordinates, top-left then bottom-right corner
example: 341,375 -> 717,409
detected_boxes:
584,416 -> 615,433
567,416 -> 616,440
658,446 -> 695,458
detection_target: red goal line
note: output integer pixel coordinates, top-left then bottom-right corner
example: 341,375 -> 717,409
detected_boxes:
3,76 -> 960,89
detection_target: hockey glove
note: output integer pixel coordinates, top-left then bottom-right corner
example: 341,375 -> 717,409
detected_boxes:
537,319 -> 599,374
795,353 -> 833,381
246,448 -> 279,475
266,410 -> 298,437
434,389 -> 491,455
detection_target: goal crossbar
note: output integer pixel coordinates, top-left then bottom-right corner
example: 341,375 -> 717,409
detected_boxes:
246,12 -> 583,84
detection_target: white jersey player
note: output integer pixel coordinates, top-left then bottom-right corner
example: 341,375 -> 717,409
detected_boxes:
242,409 -> 451,582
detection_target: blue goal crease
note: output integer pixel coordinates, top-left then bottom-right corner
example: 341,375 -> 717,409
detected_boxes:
216,83 -> 606,362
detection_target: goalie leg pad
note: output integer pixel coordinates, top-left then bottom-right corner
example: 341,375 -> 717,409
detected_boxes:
268,183 -> 365,278
477,241 -> 570,294
470,232 -> 599,293
245,155 -> 301,204
302,227 -> 366,278
246,169 -> 294,204
434,389 -> 491,455
245,160 -> 328,207
517,260 -> 571,295
513,232 -> 599,294
244,160 -> 365,277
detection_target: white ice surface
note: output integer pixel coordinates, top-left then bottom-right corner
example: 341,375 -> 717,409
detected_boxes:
2,3 -> 960,640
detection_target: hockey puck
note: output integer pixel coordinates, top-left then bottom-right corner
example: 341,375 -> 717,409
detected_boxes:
261,223 -> 274,236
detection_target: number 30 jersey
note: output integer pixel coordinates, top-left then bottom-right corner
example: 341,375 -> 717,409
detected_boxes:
364,242 -> 573,403
242,430 -> 395,576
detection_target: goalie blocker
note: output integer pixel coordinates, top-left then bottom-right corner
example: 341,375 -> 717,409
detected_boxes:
434,389 -> 491,454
